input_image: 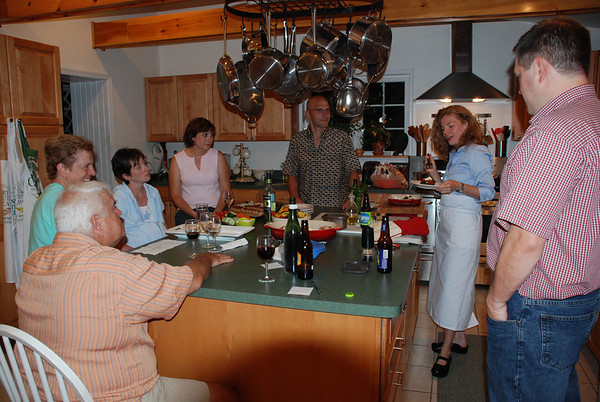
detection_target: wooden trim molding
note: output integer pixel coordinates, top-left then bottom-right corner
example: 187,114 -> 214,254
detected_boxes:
86,0 -> 600,49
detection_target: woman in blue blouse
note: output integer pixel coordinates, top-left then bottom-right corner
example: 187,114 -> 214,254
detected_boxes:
112,148 -> 166,249
425,105 -> 495,377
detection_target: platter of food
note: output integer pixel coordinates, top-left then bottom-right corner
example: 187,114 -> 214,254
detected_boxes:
410,180 -> 439,191
229,202 -> 264,217
271,204 -> 311,222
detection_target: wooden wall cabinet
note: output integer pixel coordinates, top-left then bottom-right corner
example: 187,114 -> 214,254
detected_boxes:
145,74 -> 213,142
211,75 -> 298,142
0,34 -> 63,326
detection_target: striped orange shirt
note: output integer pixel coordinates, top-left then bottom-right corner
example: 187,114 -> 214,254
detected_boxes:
16,232 -> 192,401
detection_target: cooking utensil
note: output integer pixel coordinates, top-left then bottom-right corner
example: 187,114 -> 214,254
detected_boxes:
335,59 -> 365,118
216,16 -> 239,105
248,13 -> 287,90
296,8 -> 338,90
235,60 -> 264,127
241,22 -> 268,65
265,220 -> 342,241
275,20 -> 303,98
347,12 -> 392,64
300,19 -> 348,81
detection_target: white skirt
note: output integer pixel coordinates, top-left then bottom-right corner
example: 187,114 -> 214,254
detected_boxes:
427,204 -> 482,331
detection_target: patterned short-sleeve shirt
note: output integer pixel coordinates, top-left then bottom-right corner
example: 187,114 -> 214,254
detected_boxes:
282,127 -> 361,207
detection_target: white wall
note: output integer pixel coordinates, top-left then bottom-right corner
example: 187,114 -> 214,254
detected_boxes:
1,15 -> 599,173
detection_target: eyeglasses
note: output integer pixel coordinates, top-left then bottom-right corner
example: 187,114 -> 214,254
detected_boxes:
308,108 -> 331,114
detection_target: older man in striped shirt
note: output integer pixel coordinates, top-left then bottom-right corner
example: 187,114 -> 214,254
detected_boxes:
17,181 -> 238,401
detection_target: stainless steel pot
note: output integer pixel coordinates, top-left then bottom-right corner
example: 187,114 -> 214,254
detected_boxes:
335,61 -> 365,118
248,14 -> 287,90
235,61 -> 264,126
275,21 -> 303,99
216,17 -> 239,105
241,23 -> 268,65
300,21 -> 348,79
347,14 -> 392,64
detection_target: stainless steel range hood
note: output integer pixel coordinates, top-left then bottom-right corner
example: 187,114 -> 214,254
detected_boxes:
416,21 -> 509,102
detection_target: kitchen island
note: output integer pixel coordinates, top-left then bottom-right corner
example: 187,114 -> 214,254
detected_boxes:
146,216 -> 420,402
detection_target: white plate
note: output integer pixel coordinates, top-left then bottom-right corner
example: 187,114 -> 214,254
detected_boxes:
410,180 -> 439,191
166,224 -> 254,239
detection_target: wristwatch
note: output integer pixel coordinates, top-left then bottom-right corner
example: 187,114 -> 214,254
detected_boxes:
458,182 -> 465,193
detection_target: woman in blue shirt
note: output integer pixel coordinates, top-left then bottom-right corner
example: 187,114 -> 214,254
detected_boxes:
112,148 -> 166,249
425,105 -> 495,378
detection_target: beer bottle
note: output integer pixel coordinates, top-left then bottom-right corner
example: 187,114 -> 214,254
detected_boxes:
263,171 -> 276,222
360,192 -> 372,227
377,215 -> 393,273
283,198 -> 300,274
297,220 -> 313,280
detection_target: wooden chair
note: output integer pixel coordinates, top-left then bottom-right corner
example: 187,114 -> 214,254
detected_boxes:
0,324 -> 92,401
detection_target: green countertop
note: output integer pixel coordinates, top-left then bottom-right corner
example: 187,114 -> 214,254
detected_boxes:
145,211 -> 420,319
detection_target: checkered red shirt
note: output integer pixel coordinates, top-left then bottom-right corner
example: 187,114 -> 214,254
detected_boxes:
487,84 -> 600,300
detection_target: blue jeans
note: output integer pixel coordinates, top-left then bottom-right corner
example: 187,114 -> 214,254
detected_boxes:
487,289 -> 600,402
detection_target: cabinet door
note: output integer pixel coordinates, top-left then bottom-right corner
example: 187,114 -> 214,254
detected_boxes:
145,76 -> 179,142
0,37 -> 11,136
212,75 -> 249,141
250,93 -> 295,141
177,74 -> 214,136
5,36 -> 62,131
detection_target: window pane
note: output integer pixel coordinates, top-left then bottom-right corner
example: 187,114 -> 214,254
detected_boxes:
384,82 -> 405,104
363,106 -> 383,127
384,106 -> 405,128
366,83 -> 383,104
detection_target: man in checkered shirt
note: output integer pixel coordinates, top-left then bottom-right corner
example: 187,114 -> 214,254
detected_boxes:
486,17 -> 600,401
282,95 -> 361,207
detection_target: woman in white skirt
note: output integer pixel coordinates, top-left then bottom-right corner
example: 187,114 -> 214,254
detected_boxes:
425,105 -> 495,377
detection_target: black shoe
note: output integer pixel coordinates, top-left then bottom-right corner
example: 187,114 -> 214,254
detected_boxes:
431,355 -> 452,377
431,342 -> 469,354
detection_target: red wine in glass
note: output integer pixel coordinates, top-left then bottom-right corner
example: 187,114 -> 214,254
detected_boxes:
257,245 -> 275,260
187,231 -> 200,240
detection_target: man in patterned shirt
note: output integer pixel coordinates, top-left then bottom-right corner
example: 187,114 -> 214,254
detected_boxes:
486,17 -> 600,401
17,181 -> 238,401
282,95 -> 361,207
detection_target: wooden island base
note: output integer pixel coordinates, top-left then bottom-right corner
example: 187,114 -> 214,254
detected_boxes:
149,282 -> 418,402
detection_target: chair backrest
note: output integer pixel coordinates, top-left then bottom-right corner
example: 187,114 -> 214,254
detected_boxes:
0,324 -> 92,402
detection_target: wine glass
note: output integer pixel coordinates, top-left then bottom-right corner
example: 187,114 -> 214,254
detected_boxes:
198,211 -> 211,249
256,235 -> 275,283
222,191 -> 234,212
207,213 -> 222,252
184,219 -> 201,258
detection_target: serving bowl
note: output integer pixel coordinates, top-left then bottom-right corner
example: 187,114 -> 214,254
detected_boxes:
388,194 -> 422,206
265,219 -> 342,241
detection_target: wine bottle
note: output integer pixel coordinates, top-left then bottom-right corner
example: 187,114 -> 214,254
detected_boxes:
296,220 -> 313,280
263,171 -> 276,222
283,198 -> 300,274
360,192 -> 372,227
377,215 -> 393,273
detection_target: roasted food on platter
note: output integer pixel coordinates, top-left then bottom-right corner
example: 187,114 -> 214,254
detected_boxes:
229,201 -> 264,217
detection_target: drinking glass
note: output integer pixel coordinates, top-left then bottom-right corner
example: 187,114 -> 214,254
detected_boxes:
198,211 -> 211,249
256,235 -> 275,283
196,203 -> 209,219
222,191 -> 234,212
207,213 -> 222,252
184,219 -> 201,258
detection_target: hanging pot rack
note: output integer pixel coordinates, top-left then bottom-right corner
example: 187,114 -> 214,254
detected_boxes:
224,0 -> 383,21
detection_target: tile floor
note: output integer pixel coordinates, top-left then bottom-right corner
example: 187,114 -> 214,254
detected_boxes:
393,283 -> 600,402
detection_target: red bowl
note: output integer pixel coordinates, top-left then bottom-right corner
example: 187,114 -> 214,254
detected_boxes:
388,194 -> 422,206
265,220 -> 342,241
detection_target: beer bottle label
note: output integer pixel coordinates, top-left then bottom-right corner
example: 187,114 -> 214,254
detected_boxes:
360,211 -> 372,225
297,252 -> 302,266
378,249 -> 389,269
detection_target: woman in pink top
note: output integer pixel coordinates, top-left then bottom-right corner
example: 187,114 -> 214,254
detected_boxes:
169,118 -> 231,225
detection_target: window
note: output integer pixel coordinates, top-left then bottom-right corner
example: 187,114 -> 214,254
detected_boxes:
362,75 -> 411,153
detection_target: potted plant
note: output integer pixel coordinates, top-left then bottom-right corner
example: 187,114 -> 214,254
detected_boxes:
362,121 -> 391,155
